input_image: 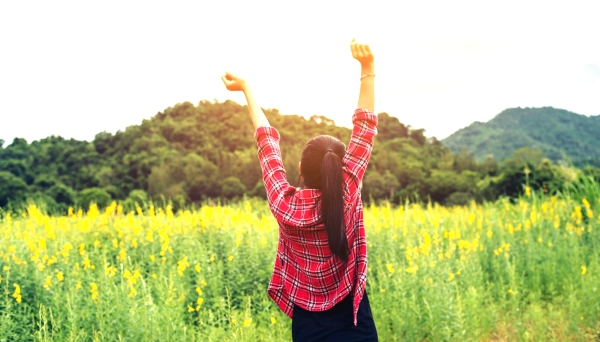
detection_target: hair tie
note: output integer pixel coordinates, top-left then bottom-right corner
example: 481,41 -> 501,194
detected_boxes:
327,149 -> 333,153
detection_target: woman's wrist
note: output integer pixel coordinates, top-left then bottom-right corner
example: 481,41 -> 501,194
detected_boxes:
360,63 -> 374,74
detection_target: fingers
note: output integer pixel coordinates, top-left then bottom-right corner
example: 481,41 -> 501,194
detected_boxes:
351,39 -> 372,58
224,71 -> 235,81
350,40 -> 357,57
359,44 -> 367,55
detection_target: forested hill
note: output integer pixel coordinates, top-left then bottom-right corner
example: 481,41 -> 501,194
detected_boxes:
1,101 -> 599,211
442,107 -> 600,167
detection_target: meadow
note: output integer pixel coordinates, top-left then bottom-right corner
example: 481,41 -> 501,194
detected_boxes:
1,187 -> 599,341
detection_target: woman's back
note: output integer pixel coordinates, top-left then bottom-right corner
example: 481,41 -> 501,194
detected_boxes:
254,108 -> 378,326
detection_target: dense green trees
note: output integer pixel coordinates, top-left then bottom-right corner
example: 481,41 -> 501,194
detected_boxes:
1,101 -> 599,211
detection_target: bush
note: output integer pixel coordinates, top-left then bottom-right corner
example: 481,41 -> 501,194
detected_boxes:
0,171 -> 28,207
78,187 -> 112,209
221,176 -> 247,199
47,183 -> 75,205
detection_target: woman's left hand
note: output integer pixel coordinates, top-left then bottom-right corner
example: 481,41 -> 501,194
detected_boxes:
221,72 -> 248,92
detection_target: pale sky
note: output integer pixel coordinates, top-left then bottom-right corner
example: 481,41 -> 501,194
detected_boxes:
1,0 -> 599,145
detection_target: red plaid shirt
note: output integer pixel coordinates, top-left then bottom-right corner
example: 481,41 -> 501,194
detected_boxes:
254,108 -> 378,326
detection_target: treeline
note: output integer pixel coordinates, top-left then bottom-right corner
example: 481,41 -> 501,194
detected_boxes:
1,100 -> 599,212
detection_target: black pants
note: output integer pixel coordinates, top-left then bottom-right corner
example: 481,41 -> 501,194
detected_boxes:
292,290 -> 378,342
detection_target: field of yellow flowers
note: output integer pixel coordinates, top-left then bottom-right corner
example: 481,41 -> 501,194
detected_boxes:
1,190 -> 599,341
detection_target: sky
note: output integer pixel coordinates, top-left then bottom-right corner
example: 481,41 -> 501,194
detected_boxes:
1,0 -> 599,145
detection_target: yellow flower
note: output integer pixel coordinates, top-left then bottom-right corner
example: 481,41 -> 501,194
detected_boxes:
90,283 -> 99,300
243,318 -> 252,327
188,305 -> 195,312
177,257 -> 190,276
150,255 -> 155,261
196,287 -> 203,296
525,186 -> 531,197
507,289 -> 516,295
197,297 -> 204,306
128,287 -> 137,297
76,281 -> 82,290
581,266 -> 587,276
12,284 -> 22,303
195,265 -> 201,273
228,256 -> 234,262
271,317 -> 277,324
43,276 -> 52,289
57,272 -> 64,282
447,273 -> 455,281
385,263 -> 395,274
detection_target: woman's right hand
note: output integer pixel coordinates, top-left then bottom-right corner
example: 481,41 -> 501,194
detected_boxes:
221,72 -> 248,92
350,39 -> 374,67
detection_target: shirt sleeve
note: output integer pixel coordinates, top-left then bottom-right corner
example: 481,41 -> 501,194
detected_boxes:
254,126 -> 295,221
343,108 -> 378,196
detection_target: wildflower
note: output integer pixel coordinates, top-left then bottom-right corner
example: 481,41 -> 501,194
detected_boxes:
487,231 -> 492,239
385,263 -> 395,274
195,265 -> 201,273
525,186 -> 531,197
152,274 -> 157,279
150,255 -> 155,261
12,284 -> 22,303
128,287 -> 137,297
271,317 -> 277,324
507,289 -> 516,295
57,272 -> 64,282
581,266 -> 587,276
188,305 -> 195,312
228,256 -> 234,262
90,283 -> 99,300
43,276 -> 52,290
75,281 -> 82,290
146,230 -> 154,242
447,273 -> 455,281
177,257 -> 190,276
243,318 -> 252,327
105,265 -> 118,277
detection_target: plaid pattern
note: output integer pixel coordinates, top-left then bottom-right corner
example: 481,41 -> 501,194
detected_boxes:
254,108 -> 378,326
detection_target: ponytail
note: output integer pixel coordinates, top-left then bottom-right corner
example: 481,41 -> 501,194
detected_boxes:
321,151 -> 348,263
300,135 -> 348,263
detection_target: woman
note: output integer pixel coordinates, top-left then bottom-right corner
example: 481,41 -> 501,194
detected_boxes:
221,39 -> 378,341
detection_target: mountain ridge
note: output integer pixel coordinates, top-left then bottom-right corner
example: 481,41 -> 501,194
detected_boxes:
442,107 -> 600,167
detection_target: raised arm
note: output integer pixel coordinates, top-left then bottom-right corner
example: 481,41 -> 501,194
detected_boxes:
351,39 -> 375,112
221,71 -> 293,221
221,72 -> 270,129
343,40 -> 378,195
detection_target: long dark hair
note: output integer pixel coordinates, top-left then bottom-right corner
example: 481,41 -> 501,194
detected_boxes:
300,135 -> 348,262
